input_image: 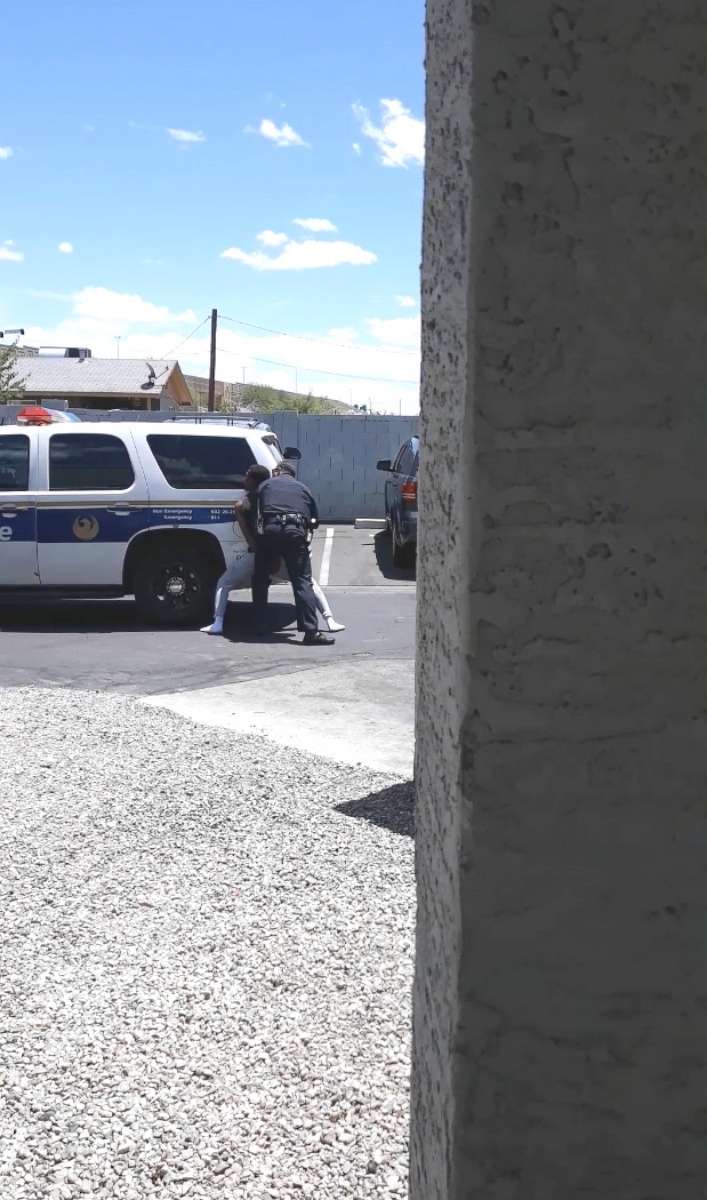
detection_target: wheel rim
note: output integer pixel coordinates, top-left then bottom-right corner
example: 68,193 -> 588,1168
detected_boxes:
154,562 -> 202,611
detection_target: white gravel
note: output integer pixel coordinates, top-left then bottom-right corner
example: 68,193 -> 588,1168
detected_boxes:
0,688 -> 414,1200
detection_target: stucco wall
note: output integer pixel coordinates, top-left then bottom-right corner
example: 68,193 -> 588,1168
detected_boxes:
412,2 -> 707,1197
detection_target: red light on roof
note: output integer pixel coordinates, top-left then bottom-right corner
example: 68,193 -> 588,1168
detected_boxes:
16,405 -> 57,425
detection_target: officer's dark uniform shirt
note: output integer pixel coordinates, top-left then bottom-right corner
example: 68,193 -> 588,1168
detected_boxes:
257,475 -> 319,525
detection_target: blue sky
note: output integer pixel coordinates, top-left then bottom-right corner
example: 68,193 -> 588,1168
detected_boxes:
0,0 -> 424,412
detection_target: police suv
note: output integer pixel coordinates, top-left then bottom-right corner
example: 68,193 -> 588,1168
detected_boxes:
0,409 -> 292,625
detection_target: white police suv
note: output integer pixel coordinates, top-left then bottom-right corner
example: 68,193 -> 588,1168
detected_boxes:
0,409 -> 292,625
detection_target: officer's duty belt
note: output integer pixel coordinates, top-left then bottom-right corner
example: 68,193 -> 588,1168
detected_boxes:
263,512 -> 307,528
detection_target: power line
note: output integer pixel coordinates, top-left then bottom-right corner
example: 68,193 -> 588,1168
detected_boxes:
219,314 -> 418,358
160,315 -> 210,360
216,343 -> 418,386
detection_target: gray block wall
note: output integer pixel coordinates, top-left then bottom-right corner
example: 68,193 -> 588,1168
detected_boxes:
413,2 -> 707,1198
255,413 -> 419,521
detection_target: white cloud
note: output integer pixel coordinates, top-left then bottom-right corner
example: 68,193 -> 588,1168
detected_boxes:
256,229 -> 290,247
366,315 -> 420,349
221,239 -> 377,272
58,241 -> 74,255
327,327 -> 359,342
353,98 -> 424,168
293,218 -> 337,233
0,146 -> 13,160
71,287 -> 196,325
0,240 -> 23,262
257,118 -> 306,148
166,128 -> 206,144
352,142 -> 361,156
395,294 -> 417,309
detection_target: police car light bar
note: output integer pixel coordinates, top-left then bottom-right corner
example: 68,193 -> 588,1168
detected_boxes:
16,405 -> 56,425
15,405 -> 80,426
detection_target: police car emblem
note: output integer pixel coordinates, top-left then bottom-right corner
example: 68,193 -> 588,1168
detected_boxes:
72,515 -> 100,542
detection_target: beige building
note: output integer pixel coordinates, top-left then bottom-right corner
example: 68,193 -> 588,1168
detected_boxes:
15,354 -> 193,411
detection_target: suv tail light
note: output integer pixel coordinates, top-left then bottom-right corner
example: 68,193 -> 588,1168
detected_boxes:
401,480 -> 417,504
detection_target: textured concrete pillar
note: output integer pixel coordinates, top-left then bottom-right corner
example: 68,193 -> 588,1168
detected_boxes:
412,3 -> 707,1197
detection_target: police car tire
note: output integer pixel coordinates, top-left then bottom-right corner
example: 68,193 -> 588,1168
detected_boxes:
133,544 -> 215,626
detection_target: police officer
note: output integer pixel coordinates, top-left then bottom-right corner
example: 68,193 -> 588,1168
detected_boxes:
253,468 -> 335,645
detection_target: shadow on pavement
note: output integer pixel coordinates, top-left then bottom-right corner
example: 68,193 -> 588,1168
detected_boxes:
373,531 -> 416,582
0,598 -> 299,636
222,600 -> 300,642
335,780 -> 415,838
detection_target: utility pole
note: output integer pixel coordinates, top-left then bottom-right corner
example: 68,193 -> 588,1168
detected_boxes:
207,308 -> 217,412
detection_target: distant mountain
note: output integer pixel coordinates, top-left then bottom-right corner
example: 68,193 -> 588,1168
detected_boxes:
184,375 -> 352,415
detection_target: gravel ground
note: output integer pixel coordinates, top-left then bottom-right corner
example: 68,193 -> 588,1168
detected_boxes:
0,688 -> 414,1200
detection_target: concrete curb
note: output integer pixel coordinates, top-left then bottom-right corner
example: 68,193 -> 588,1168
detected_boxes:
355,517 -> 387,529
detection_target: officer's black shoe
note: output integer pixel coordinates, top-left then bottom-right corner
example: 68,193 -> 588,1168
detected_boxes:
303,631 -> 335,646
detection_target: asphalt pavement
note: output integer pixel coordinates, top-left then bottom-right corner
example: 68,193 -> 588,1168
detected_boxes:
0,527 -> 416,775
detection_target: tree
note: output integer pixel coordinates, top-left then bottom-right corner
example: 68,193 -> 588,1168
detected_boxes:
0,345 -> 24,404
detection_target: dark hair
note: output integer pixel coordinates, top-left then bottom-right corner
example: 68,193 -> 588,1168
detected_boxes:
276,461 -> 296,477
245,464 -> 270,486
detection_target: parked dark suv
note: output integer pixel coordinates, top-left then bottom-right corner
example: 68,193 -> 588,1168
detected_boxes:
377,435 -> 419,567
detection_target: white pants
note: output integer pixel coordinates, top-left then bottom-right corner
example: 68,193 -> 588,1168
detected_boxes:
213,550 -> 332,622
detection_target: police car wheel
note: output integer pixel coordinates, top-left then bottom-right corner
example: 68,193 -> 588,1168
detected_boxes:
134,547 -> 213,626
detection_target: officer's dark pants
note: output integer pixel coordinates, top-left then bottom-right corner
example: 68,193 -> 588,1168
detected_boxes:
253,525 -> 318,635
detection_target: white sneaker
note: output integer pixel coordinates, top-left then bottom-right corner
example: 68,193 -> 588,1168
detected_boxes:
201,623 -> 223,635
326,617 -> 346,633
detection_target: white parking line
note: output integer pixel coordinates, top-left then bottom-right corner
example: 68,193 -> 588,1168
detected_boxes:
319,527 -> 335,587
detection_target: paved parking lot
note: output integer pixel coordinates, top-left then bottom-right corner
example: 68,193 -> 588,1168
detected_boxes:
0,527 -> 416,775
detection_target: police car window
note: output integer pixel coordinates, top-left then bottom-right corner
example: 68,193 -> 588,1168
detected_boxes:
0,435 -> 30,491
147,435 -> 256,489
49,434 -> 135,491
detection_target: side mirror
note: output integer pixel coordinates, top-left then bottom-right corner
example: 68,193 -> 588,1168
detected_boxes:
377,459 -> 391,472
283,446 -> 302,460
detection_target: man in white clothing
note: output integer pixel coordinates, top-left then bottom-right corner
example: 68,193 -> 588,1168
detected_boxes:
201,463 -> 344,636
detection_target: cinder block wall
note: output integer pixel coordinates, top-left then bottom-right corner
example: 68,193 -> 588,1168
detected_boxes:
412,2 -> 707,1196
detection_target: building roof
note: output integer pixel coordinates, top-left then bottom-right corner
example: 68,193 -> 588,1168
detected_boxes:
17,357 -> 180,397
